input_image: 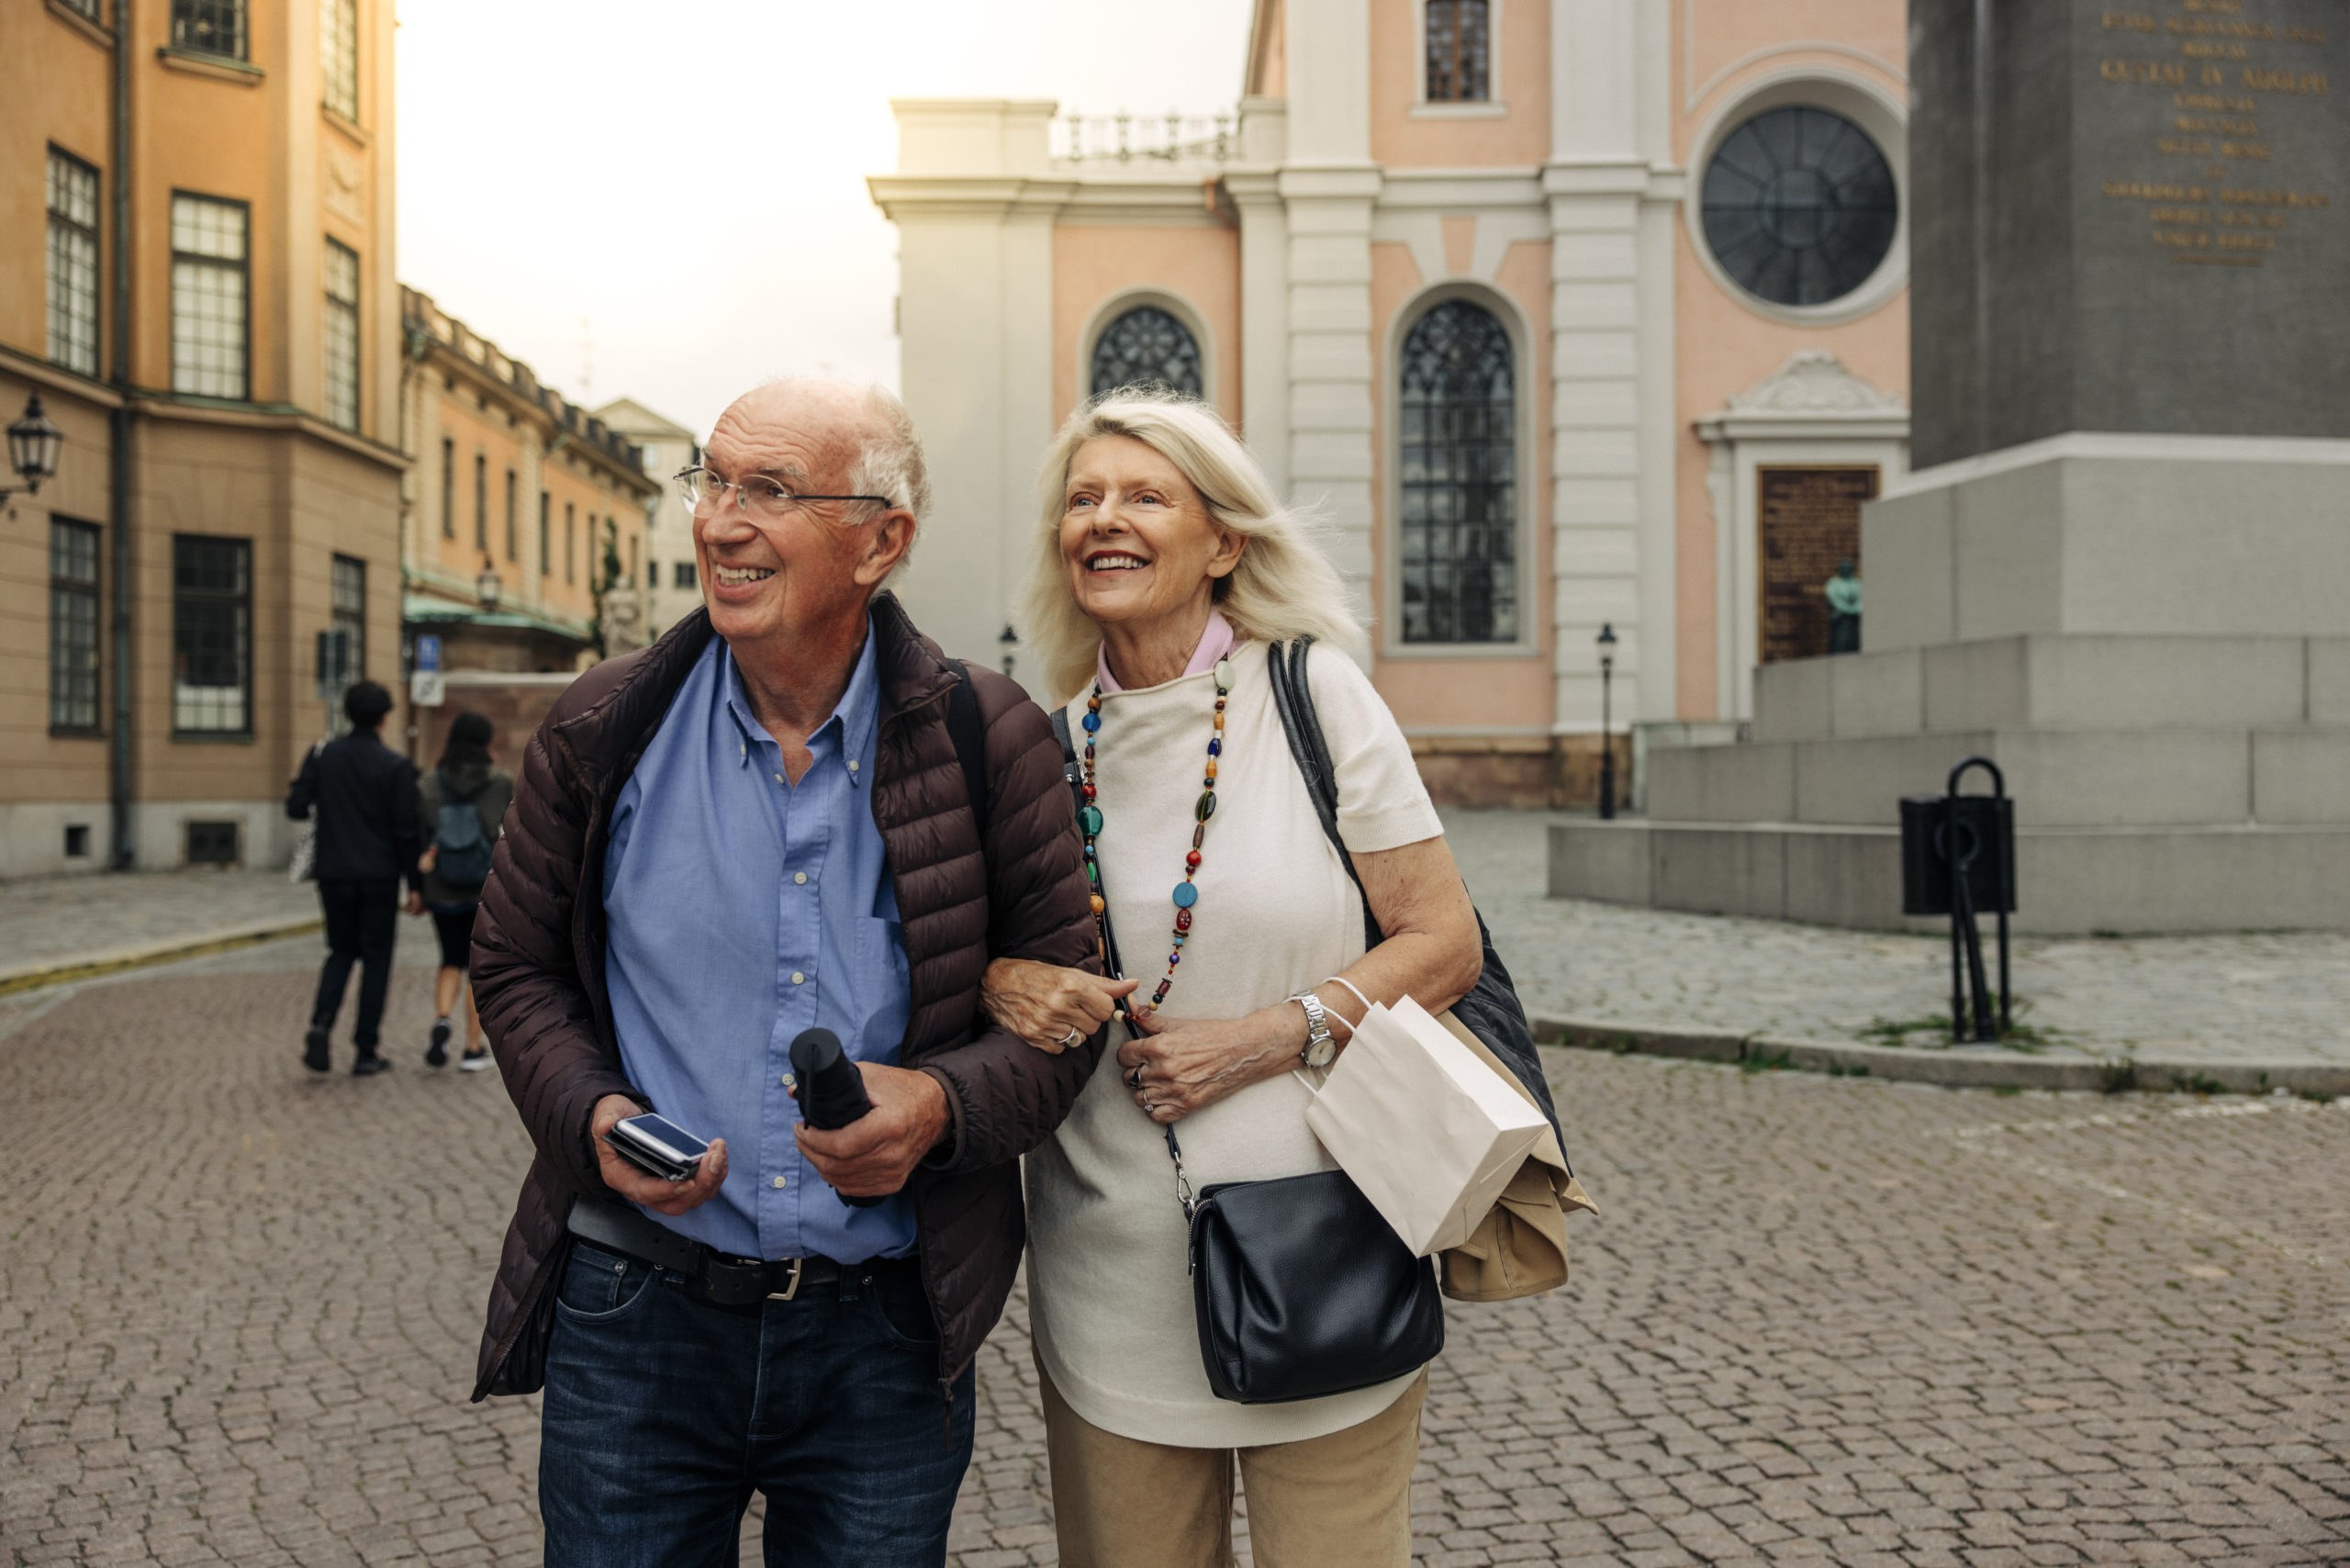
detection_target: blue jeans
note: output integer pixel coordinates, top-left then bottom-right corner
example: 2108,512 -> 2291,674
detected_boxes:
538,1240 -> 976,1568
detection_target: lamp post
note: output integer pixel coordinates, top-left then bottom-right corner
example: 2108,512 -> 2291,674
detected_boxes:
1596,623 -> 1617,821
475,554 -> 503,611
999,623 -> 1019,679
3,391 -> 65,504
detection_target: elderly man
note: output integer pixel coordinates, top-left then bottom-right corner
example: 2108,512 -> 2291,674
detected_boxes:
467,380 -> 1101,1566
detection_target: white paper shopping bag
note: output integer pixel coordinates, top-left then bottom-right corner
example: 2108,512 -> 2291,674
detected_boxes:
1303,995 -> 1549,1257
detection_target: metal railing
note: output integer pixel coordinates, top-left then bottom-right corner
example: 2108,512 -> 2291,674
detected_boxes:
1054,110 -> 1237,166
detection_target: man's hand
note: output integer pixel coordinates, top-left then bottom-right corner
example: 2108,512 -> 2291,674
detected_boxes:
405,890 -> 426,916
591,1092 -> 727,1216
793,1063 -> 949,1198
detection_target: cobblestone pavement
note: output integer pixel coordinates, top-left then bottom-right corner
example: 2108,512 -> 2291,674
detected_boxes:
12,817 -> 2348,1064
0,868 -> 318,975
4,937 -> 2345,1566
1442,812 -> 2350,1066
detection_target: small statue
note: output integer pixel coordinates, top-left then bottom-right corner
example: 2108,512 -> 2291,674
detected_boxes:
1825,559 -> 1862,654
600,574 -> 648,655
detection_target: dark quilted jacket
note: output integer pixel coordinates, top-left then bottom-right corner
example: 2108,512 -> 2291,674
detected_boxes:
467,594 -> 1101,1399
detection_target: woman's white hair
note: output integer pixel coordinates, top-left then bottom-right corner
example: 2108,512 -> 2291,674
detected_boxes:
1018,391 -> 1364,704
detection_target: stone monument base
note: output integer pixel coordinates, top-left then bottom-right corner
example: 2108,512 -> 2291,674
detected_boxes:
1551,443 -> 2350,934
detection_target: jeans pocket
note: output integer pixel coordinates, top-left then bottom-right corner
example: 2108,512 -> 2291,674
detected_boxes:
554,1241 -> 657,1326
863,1271 -> 941,1354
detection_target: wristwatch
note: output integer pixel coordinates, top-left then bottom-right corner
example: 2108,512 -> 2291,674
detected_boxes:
1291,991 -> 1337,1069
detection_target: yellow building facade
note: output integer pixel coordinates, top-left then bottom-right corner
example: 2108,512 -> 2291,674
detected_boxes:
1,0 -> 404,878
397,289 -> 659,675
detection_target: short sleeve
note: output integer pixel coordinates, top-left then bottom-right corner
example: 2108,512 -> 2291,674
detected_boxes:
1304,648 -> 1444,855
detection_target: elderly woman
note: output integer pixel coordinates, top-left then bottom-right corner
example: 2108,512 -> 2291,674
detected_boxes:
982,391 -> 1483,1568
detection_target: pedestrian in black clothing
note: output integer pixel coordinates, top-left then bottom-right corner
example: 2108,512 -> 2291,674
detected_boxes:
286,679 -> 423,1076
416,711 -> 512,1071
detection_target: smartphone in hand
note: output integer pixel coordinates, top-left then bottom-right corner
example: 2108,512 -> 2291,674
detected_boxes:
608,1113 -> 710,1184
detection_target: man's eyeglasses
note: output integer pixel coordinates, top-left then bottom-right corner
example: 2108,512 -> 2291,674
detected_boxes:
676,467 -> 893,521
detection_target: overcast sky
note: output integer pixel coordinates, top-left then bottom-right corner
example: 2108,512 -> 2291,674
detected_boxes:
396,0 -> 1255,441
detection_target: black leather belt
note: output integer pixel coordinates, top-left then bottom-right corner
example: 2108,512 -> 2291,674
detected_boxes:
566,1196 -> 917,1310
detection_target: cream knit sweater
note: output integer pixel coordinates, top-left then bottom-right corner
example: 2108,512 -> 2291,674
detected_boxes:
1025,640 -> 1444,1448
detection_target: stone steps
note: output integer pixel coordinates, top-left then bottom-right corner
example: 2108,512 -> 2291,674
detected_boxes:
1550,819 -> 2350,934
1749,633 -> 2350,744
1646,723 -> 2350,828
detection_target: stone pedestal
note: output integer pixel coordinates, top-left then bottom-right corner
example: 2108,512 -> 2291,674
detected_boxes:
1550,1 -> 2350,934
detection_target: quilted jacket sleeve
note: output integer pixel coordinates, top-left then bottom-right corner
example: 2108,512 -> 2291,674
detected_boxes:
470,713 -> 646,1198
917,677 -> 1104,1174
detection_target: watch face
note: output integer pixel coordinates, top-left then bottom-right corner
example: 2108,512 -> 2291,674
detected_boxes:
1303,1037 -> 1337,1069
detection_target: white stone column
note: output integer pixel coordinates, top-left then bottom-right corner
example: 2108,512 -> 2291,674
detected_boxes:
1280,0 -> 1378,646
1546,0 -> 1676,734
1230,98 -> 1292,496
872,101 -> 1063,670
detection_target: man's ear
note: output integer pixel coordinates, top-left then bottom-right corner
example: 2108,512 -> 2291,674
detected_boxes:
854,510 -> 917,588
1205,527 -> 1247,581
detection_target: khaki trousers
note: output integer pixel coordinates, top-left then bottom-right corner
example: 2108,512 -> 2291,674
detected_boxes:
1038,1361 -> 1427,1568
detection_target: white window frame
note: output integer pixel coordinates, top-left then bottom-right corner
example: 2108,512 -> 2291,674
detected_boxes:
1382,282 -> 1540,661
1415,0 -> 1507,118
1079,289 -> 1216,410
169,192 -> 251,400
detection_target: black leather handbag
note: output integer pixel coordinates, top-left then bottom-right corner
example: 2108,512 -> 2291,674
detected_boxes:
1048,707 -> 1446,1406
1182,1155 -> 1447,1404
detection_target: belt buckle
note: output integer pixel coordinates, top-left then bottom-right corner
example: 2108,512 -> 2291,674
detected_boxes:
767,1257 -> 804,1303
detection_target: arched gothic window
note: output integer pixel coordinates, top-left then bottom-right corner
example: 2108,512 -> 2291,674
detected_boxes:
1090,305 -> 1203,399
1398,300 -> 1516,644
1426,0 -> 1491,103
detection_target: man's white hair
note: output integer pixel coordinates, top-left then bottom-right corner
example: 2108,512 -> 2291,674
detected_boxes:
851,384 -> 932,523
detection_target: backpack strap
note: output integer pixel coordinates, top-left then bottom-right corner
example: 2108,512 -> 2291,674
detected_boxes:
946,660 -> 991,842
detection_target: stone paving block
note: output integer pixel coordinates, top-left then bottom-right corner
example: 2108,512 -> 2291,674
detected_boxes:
6,943 -> 2350,1565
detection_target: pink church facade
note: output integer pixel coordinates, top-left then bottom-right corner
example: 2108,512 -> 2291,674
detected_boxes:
872,0 -> 1911,807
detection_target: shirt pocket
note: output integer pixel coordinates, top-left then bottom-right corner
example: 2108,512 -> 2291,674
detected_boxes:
854,913 -> 912,1060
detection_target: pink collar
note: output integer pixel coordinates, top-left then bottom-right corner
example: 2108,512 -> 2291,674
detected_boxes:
1095,610 -> 1237,694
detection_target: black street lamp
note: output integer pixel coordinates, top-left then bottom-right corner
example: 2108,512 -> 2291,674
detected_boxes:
476,554 -> 504,611
3,392 -> 65,502
999,623 -> 1019,679
1596,623 -> 1617,821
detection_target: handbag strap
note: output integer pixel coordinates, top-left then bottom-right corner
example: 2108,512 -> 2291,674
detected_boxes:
1051,704 -> 1196,1215
1267,639 -> 1383,950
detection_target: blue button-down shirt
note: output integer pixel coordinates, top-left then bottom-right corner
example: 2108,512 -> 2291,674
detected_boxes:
602,623 -> 914,1262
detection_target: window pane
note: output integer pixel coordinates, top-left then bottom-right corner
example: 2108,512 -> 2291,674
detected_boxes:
1426,0 -> 1489,102
1397,300 -> 1516,644
331,554 -> 365,681
171,196 -> 249,398
320,0 -> 359,119
323,239 -> 360,430
173,536 -> 252,733
50,521 -> 103,732
1701,106 -> 1897,307
47,151 -> 101,376
1089,306 -> 1203,399
171,0 -> 247,60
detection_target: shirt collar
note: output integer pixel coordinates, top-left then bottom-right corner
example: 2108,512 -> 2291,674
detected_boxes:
1095,608 -> 1237,695
720,613 -> 883,787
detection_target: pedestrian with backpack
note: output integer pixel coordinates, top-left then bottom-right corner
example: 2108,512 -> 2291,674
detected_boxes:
417,711 -> 513,1070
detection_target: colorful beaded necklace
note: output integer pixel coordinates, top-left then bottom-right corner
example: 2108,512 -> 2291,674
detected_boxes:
1079,655 -> 1234,1019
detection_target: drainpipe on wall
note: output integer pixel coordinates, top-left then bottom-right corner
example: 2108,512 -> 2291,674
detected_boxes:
106,0 -> 137,870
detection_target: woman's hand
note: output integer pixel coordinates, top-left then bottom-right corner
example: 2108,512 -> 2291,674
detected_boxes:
980,958 -> 1138,1054
1117,1006 -> 1302,1125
